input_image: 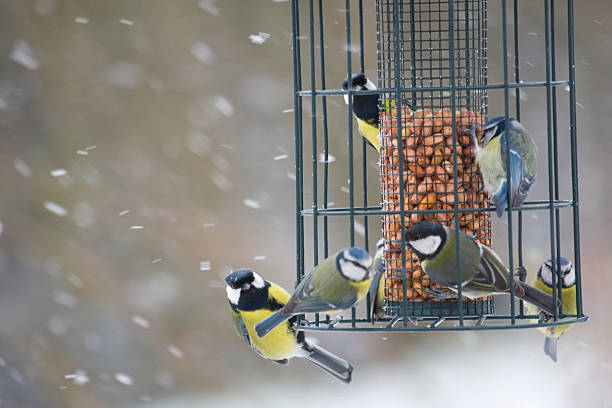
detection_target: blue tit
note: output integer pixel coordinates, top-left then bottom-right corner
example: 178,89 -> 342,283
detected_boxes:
255,247 -> 373,338
470,116 -> 537,217
342,73 -> 382,152
527,257 -> 576,362
225,269 -> 354,383
405,221 -> 558,315
368,238 -> 386,322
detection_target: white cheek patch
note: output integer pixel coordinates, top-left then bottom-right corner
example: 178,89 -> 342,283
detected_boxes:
540,264 -> 553,287
251,272 -> 265,289
344,94 -> 350,105
409,236 -> 441,256
365,78 -> 377,91
563,267 -> 575,287
340,261 -> 367,282
226,286 -> 241,305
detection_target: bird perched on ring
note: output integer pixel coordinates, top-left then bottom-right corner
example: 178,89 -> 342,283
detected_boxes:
369,238 -> 387,323
527,257 -> 577,362
225,268 -> 354,382
468,116 -> 537,217
404,221 -> 559,315
255,247 -> 373,338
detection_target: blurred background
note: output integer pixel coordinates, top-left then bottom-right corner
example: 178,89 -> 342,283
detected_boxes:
0,0 -> 611,407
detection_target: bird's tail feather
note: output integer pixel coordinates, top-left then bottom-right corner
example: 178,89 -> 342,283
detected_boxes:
493,183 -> 508,217
254,311 -> 291,338
301,340 -> 353,383
515,280 -> 559,315
544,336 -> 558,362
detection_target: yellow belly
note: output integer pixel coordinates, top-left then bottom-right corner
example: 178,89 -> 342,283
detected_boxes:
356,118 -> 381,152
528,278 -> 577,339
241,309 -> 298,361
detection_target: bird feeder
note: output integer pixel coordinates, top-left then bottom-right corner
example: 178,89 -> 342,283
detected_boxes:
291,0 -> 586,331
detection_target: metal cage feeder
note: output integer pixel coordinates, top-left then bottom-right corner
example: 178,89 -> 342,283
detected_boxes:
291,0 -> 587,332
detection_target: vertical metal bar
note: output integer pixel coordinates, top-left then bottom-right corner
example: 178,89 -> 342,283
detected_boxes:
512,0 -> 525,318
501,0 -> 516,324
449,0 -> 464,327
345,0 -> 357,328
544,0 -> 558,321
345,0 -> 355,248
308,0 -> 320,328
409,0 -> 417,106
309,0 -> 318,267
567,0 -> 583,317
550,0 -> 564,313
393,0 -> 407,325
318,0 -> 330,263
291,0 -> 304,329
358,0 -> 372,320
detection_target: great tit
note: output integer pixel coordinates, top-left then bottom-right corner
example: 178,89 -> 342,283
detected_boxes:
255,247 -> 373,338
342,73 -> 382,152
225,269 -> 354,383
368,238 -> 386,322
470,116 -> 537,217
527,257 -> 576,362
405,221 -> 558,315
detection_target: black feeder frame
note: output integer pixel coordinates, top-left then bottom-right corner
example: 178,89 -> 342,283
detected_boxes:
291,0 -> 587,331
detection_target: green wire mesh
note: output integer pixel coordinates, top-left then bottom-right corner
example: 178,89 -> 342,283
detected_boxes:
291,0 -> 586,331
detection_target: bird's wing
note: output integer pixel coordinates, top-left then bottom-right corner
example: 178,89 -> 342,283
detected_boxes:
468,243 -> 511,293
283,270 -> 357,315
500,132 -> 535,208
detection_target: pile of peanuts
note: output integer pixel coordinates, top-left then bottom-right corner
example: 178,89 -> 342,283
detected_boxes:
379,107 -> 492,302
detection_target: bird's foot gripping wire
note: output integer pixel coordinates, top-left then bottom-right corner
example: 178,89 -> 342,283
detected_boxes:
538,311 -> 551,324
426,287 -> 459,300
515,265 -> 528,281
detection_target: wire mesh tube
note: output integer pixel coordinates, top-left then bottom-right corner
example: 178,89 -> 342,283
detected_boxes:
377,0 -> 492,317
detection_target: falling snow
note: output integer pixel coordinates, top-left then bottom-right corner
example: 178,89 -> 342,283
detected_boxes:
65,369 -> 89,386
319,153 -> 336,163
354,221 -> 365,237
14,158 -> 32,178
200,261 -> 211,271
186,130 -> 211,155
243,199 -> 261,210
130,225 -> 144,230
44,202 -> 68,217
76,150 -> 88,156
191,41 -> 215,64
249,32 -> 271,45
274,154 -> 288,161
211,171 -> 233,192
107,61 -> 143,88
152,258 -> 163,264
214,96 -> 234,117
50,168 -> 67,177
131,315 -> 150,329
10,39 -> 39,70
199,0 -> 219,16
167,345 -> 184,359
53,291 -> 77,308
119,18 -> 134,26
74,16 -> 89,24
287,172 -> 296,180
282,108 -> 294,113
253,255 -> 266,261
114,373 -> 134,386
119,209 -> 130,216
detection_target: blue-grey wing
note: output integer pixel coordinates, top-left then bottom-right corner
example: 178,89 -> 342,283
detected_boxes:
500,132 -> 535,208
